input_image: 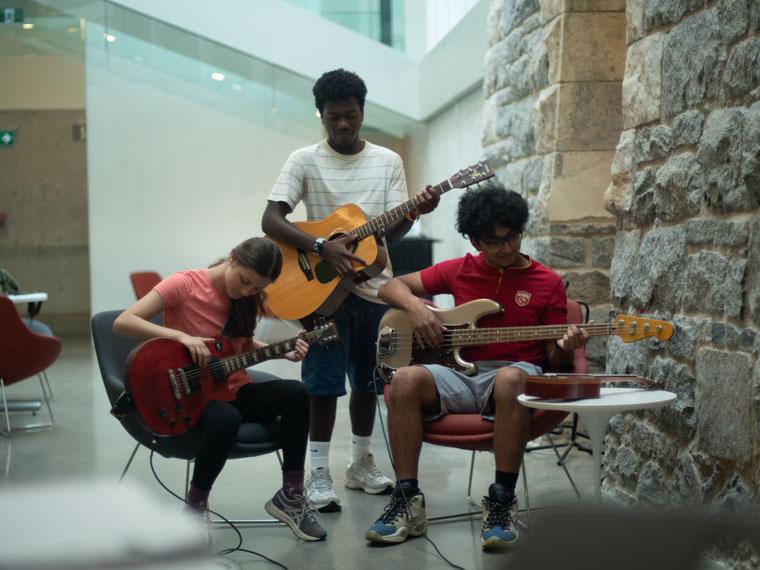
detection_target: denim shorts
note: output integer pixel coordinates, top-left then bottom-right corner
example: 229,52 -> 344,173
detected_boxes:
301,293 -> 388,397
420,360 -> 543,420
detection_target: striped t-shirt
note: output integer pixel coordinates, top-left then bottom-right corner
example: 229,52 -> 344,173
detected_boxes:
267,139 -> 408,302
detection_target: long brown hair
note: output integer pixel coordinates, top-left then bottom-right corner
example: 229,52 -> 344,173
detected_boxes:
220,237 -> 282,338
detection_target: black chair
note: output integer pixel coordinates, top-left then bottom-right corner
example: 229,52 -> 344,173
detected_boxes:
91,309 -> 283,525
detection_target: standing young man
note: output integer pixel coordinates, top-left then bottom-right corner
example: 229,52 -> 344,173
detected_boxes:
365,184 -> 589,549
262,68 -> 439,512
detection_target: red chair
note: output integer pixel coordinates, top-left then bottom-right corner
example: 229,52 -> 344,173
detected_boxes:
129,271 -> 161,300
0,296 -> 62,437
383,298 -> 588,522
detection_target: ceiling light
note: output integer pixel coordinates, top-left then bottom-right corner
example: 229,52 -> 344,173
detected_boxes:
211,72 -> 225,81
22,23 -> 34,30
104,33 -> 116,42
231,83 -> 242,91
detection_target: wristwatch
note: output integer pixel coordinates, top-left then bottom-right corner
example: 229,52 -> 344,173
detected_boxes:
313,237 -> 326,255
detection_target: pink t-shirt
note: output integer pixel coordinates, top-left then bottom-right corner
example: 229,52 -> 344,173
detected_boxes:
153,269 -> 252,392
420,253 -> 567,366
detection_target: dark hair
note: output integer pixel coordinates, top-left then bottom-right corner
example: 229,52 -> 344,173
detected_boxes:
312,68 -> 367,114
221,237 -> 282,339
455,183 -> 529,242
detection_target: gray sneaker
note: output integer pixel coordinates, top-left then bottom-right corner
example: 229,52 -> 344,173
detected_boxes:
265,489 -> 327,542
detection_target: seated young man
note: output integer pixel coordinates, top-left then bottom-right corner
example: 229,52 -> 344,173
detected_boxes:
365,183 -> 589,549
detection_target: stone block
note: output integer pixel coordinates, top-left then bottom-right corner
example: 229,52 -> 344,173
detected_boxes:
609,229 -> 641,304
549,222 -> 616,235
686,219 -> 749,246
652,152 -> 703,222
627,0 -> 645,44
710,474 -> 760,513
623,32 -> 665,128
634,124 -> 673,164
718,0 -> 750,44
534,84 -> 559,153
723,37 -> 760,100
604,129 -> 635,216
683,251 -> 746,318
668,315 -> 712,361
698,105 -> 760,214
494,0 -> 540,43
696,348 -> 753,464
546,237 -> 586,267
545,151 -> 616,221
631,166 -> 657,226
494,96 -> 537,159
562,270 -> 609,304
643,0 -> 704,32
615,445 -> 640,479
606,335 -> 649,375
711,323 -> 757,353
749,217 -> 760,325
676,451 -> 704,505
635,461 -> 670,506
556,82 -> 623,150
662,9 -> 723,117
633,227 -> 688,310
560,12 -> 626,82
671,110 -> 704,147
649,356 -> 696,439
544,15 -> 562,84
494,156 -> 546,195
753,0 -> 760,30
592,236 -> 614,268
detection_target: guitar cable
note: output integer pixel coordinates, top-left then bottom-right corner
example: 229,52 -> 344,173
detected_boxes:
148,448 -> 288,570
371,367 -> 469,570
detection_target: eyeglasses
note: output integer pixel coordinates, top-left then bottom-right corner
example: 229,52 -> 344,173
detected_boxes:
479,232 -> 522,248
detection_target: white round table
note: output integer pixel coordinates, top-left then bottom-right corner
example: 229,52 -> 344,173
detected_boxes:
7,292 -> 48,319
518,387 -> 677,501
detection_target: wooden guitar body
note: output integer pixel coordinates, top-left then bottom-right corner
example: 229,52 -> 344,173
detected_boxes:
266,204 -> 387,321
125,336 -> 237,437
377,299 -> 502,380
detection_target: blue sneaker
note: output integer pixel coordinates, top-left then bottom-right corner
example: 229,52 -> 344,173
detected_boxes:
481,483 -> 518,550
365,487 -> 426,544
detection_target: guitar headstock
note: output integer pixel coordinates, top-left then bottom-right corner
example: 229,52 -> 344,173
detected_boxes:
450,160 -> 495,189
613,315 -> 674,343
309,319 -> 339,346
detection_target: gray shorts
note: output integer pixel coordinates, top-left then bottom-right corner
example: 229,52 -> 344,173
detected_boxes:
420,361 -> 543,421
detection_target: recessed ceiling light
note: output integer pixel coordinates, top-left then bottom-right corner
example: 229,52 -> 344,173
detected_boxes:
67,26 -> 78,33
22,23 -> 34,30
104,33 -> 116,42
211,72 -> 225,81
231,83 -> 242,91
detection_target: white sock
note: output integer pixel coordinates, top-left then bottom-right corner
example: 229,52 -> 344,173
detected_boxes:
309,441 -> 330,474
351,434 -> 372,464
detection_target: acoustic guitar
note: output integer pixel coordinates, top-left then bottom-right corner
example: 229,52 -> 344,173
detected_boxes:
264,161 -> 495,321
125,321 -> 338,436
375,299 -> 674,382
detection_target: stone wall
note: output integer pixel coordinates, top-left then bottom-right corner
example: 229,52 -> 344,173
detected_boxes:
604,0 -> 759,567
483,0 -> 627,370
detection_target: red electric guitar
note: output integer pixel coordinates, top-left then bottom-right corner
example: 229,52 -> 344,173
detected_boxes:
125,321 -> 338,436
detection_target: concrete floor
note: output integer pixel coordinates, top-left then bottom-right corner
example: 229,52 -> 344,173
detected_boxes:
0,336 -> 596,570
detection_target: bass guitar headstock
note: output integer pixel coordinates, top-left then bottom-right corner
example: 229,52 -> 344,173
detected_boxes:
450,160 -> 495,189
613,315 -> 674,343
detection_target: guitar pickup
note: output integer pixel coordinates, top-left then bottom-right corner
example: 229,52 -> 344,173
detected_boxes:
296,249 -> 315,281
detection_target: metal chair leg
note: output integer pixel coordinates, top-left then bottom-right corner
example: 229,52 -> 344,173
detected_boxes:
547,433 -> 581,501
119,443 -> 140,482
0,380 -> 11,438
40,371 -> 54,400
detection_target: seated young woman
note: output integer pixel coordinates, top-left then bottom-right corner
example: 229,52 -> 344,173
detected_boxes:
113,237 -> 326,542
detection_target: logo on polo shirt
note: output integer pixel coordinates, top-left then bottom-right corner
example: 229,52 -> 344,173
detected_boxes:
515,290 -> 531,307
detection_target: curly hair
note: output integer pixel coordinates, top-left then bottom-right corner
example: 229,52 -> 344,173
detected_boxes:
455,183 -> 529,242
312,68 -> 367,114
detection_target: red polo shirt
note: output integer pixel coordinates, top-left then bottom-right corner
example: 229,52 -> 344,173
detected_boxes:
419,253 -> 567,366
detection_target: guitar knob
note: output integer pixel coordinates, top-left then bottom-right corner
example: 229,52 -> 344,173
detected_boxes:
159,409 -> 168,417
183,416 -> 192,424
169,419 -> 176,427
215,341 -> 223,351
174,403 -> 182,412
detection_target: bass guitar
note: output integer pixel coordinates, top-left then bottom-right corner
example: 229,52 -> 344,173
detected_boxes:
376,299 -> 673,381
125,321 -> 338,436
264,161 -> 494,321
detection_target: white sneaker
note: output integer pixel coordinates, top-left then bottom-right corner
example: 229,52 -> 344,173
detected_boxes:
345,453 -> 394,495
305,469 -> 341,512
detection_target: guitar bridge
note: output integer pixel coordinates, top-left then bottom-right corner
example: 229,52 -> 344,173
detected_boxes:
296,249 -> 315,281
168,369 -> 182,400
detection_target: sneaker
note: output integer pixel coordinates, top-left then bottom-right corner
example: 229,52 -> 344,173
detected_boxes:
265,489 -> 327,542
365,487 -> 427,544
305,469 -> 341,512
346,454 -> 394,495
480,483 -> 518,550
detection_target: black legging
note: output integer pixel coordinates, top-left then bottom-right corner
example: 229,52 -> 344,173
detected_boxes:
191,378 -> 309,491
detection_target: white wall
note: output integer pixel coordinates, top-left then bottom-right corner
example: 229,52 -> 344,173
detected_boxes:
403,85 -> 484,307
86,28 -> 317,314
